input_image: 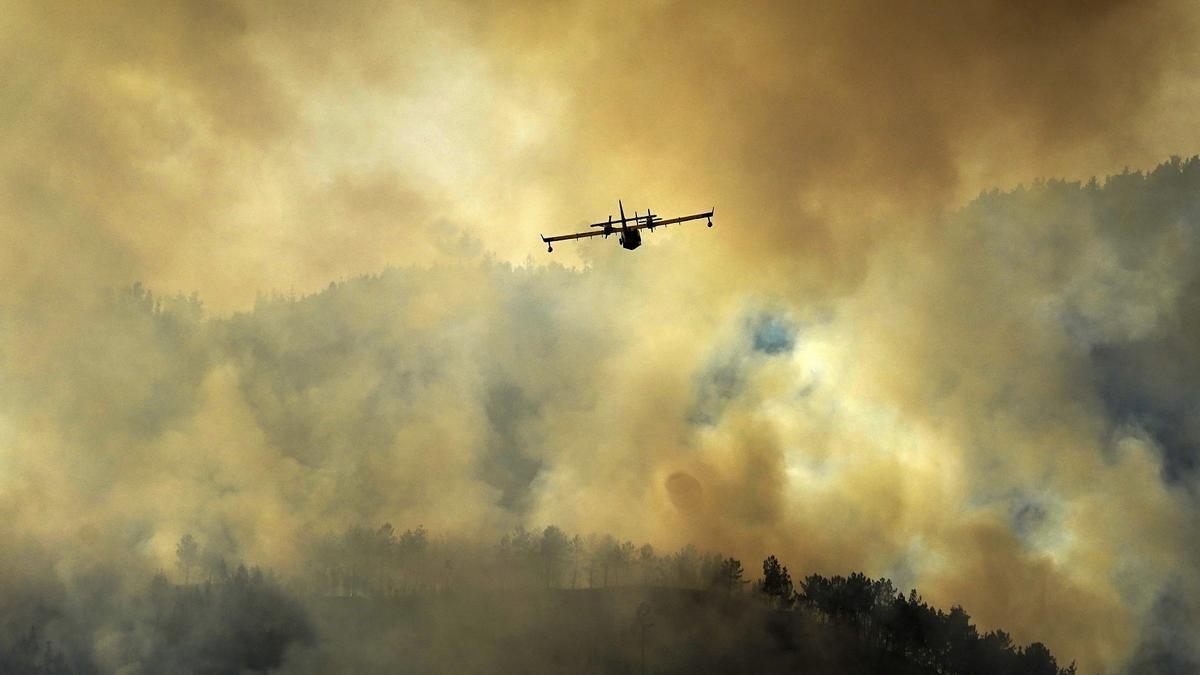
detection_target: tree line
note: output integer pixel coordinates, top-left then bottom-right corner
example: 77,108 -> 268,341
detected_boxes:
760,558 -> 1075,675
192,524 -> 1074,673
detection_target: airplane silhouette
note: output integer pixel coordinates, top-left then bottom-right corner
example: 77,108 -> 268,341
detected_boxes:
541,201 -> 713,252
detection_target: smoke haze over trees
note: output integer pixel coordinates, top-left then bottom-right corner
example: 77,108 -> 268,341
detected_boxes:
4,160 -> 1200,670
1,520 -> 1077,674
9,0 -> 1200,667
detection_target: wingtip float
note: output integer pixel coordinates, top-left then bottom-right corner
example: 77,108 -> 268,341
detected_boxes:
541,200 -> 714,253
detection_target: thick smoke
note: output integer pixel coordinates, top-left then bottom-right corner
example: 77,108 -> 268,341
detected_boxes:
4,1 -> 1198,309
5,165 -> 1200,670
4,1 -> 1200,672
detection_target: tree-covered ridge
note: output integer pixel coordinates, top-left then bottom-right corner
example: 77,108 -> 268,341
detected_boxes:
188,521 -> 1074,674
796,572 -> 1073,675
9,522 -> 1076,673
11,157 -> 1200,671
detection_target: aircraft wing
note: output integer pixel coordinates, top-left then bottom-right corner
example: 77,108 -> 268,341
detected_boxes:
541,229 -> 611,243
627,210 -> 713,231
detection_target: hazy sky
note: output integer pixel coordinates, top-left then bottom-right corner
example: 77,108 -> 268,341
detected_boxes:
6,0 -> 1200,311
5,1 -> 1200,671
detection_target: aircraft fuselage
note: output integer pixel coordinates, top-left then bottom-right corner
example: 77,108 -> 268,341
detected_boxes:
620,227 -> 642,250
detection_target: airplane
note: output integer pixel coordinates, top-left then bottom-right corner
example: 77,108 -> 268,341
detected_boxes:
540,200 -> 714,252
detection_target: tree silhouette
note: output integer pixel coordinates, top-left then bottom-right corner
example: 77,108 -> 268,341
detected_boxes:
712,557 -> 748,594
592,535 -> 619,587
175,534 -> 199,585
619,541 -> 637,585
1020,642 -> 1071,675
670,544 -> 700,588
201,545 -> 229,584
569,535 -> 585,588
396,525 -> 428,592
374,523 -> 395,593
638,543 -> 656,585
540,525 -> 569,588
760,555 -> 793,608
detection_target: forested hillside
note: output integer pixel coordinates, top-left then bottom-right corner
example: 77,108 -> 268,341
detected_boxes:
7,159 -> 1200,671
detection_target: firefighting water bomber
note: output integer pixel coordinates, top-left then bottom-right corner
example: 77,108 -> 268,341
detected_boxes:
541,201 -> 714,252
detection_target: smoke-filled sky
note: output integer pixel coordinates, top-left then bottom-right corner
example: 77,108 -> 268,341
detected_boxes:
5,1 -> 1200,671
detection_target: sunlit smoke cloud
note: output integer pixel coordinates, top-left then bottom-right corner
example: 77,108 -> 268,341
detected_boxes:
4,1 -> 1200,671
